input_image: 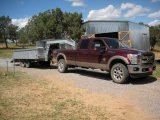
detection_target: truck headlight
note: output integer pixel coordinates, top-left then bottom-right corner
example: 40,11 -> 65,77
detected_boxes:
127,54 -> 139,64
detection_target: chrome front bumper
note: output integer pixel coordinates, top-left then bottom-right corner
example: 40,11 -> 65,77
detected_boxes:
127,64 -> 156,74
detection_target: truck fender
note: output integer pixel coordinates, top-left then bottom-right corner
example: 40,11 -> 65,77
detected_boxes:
107,56 -> 129,70
56,53 -> 67,63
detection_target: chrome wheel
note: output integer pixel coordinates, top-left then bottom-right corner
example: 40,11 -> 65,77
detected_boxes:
111,63 -> 129,84
58,59 -> 68,73
58,61 -> 65,72
113,66 -> 123,81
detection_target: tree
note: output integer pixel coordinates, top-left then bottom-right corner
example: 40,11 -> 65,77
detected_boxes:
0,16 -> 11,48
63,12 -> 84,41
8,24 -> 18,45
18,27 -> 29,45
0,16 -> 18,48
18,8 -> 84,44
150,25 -> 160,49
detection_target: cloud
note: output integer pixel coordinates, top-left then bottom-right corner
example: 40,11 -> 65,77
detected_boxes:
65,0 -> 85,7
12,17 -> 30,29
150,0 -> 160,2
121,3 -> 149,18
148,10 -> 160,18
86,3 -> 149,21
148,19 -> 160,26
87,5 -> 121,20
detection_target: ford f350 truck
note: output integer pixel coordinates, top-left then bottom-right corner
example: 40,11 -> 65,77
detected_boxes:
52,37 -> 156,83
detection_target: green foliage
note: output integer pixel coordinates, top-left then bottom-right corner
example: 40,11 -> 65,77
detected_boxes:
18,8 -> 84,44
0,16 -> 18,48
150,25 -> 160,49
8,24 -> 18,42
0,49 -> 13,58
18,27 -> 29,44
0,16 -> 11,48
153,65 -> 160,78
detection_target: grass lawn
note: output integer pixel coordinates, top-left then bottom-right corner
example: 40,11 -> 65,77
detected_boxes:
0,69 -> 112,120
153,65 -> 160,78
0,49 -> 13,58
0,43 -> 35,58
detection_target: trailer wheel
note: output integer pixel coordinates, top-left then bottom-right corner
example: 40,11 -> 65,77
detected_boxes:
20,61 -> 25,67
25,62 -> 31,68
111,63 -> 129,84
58,59 -> 68,73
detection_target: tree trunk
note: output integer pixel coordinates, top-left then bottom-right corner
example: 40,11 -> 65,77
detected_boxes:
16,40 -> 18,46
4,37 -> 8,48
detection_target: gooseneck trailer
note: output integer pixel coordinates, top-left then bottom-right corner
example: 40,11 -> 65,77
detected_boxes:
12,39 -> 75,67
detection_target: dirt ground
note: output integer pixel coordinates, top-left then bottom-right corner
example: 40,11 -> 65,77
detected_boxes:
1,59 -> 160,120
17,66 -> 151,120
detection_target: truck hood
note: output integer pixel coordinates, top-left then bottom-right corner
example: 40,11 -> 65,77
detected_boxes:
110,48 -> 144,55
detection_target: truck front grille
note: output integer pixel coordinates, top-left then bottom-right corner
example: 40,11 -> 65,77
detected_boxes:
141,52 -> 155,65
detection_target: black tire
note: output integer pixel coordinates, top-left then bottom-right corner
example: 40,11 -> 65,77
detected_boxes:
45,61 -> 51,67
58,59 -> 68,73
25,61 -> 31,68
111,63 -> 129,84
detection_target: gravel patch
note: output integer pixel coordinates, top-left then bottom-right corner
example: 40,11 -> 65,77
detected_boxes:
67,68 -> 160,120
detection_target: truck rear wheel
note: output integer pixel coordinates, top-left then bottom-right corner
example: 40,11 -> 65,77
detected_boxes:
111,63 -> 129,84
58,59 -> 68,73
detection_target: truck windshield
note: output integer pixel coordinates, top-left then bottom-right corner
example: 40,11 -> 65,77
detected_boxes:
104,38 -> 129,49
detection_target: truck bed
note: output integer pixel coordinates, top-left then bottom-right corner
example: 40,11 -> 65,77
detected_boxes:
12,48 -> 45,60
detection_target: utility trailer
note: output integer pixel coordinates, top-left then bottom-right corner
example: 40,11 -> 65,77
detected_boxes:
12,39 -> 75,67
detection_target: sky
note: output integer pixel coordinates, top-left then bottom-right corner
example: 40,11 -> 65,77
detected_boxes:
0,0 -> 160,28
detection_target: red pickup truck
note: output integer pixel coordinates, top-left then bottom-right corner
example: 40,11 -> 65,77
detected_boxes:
52,37 -> 156,83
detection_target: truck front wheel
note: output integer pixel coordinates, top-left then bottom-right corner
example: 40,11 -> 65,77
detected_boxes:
111,63 -> 129,84
58,59 -> 68,73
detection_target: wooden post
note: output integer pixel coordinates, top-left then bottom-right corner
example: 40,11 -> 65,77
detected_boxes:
13,60 -> 15,75
6,61 -> 8,72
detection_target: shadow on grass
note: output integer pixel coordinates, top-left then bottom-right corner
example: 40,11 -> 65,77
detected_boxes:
35,65 -> 57,69
14,62 -> 57,69
28,64 -> 57,69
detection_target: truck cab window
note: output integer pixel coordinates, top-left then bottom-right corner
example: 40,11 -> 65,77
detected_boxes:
92,40 -> 105,50
104,38 -> 127,49
80,39 -> 90,49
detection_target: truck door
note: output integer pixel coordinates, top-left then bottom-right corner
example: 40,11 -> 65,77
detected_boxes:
88,39 -> 108,69
76,39 -> 90,67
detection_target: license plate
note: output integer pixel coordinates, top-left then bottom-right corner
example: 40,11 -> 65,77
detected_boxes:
148,67 -> 153,72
